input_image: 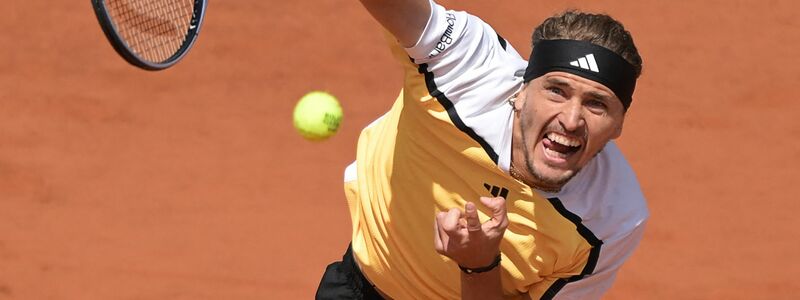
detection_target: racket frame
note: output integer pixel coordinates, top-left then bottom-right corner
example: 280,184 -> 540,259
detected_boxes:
91,0 -> 207,70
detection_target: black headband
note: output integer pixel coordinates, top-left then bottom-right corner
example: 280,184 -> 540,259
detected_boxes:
523,39 -> 637,110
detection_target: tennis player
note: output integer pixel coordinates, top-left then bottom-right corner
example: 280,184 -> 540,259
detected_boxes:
317,0 -> 649,298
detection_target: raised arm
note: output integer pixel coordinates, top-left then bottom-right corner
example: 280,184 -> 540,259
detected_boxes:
358,0 -> 431,47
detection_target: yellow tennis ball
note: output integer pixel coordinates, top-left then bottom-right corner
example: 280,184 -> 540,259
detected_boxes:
293,91 -> 343,141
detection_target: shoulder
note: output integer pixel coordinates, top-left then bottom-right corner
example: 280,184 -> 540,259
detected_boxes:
550,141 -> 649,239
594,141 -> 649,215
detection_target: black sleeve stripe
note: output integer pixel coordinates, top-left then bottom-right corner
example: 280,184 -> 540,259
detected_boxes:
546,197 -> 602,245
540,197 -> 604,300
416,63 -> 500,164
497,33 -> 508,50
541,280 -> 568,300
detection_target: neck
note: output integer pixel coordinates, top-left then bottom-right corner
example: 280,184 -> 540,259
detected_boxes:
508,163 -> 562,193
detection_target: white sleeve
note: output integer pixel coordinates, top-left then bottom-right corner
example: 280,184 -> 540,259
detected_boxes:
404,0 -> 470,61
553,220 -> 648,300
403,0 -> 526,106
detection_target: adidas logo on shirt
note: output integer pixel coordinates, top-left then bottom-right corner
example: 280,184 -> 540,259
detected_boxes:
569,54 -> 600,73
483,183 -> 509,199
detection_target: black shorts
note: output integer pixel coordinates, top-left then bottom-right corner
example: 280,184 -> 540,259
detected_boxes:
315,244 -> 385,300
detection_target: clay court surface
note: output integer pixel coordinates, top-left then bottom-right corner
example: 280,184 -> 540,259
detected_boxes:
1,1 -> 798,299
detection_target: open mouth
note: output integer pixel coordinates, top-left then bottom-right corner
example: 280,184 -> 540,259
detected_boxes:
542,132 -> 582,160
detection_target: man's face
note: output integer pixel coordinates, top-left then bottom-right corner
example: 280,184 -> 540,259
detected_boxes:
515,71 -> 626,189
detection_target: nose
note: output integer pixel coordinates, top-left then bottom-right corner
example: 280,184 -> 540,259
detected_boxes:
558,100 -> 585,133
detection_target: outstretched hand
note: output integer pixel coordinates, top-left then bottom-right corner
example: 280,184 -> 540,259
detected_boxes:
434,197 -> 509,268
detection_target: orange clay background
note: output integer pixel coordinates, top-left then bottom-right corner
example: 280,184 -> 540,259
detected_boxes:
1,1 -> 798,299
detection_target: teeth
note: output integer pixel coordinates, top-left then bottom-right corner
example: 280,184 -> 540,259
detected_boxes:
546,132 -> 581,147
544,147 -> 569,158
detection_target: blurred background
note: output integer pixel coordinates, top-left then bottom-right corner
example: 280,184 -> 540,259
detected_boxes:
1,0 -> 798,299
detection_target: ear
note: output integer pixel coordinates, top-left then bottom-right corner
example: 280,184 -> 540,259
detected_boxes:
513,83 -> 532,111
611,117 -> 624,139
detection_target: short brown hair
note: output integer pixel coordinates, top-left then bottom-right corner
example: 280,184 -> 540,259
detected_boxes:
532,11 -> 642,77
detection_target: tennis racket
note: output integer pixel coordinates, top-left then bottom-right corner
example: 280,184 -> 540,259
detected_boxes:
91,0 -> 207,70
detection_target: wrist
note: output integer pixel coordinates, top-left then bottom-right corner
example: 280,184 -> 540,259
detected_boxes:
458,253 -> 502,274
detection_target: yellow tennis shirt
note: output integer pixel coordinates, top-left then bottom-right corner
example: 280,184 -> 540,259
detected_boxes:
343,1 -> 647,299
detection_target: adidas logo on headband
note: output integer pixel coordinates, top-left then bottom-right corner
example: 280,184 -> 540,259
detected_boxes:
569,54 -> 600,73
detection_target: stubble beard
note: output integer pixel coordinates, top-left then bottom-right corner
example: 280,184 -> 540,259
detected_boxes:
521,134 -> 577,192
519,114 -> 579,193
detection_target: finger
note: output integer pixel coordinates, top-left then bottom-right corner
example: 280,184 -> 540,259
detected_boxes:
442,208 -> 463,234
480,196 -> 508,228
464,202 -> 482,232
433,215 -> 444,252
435,212 -> 450,237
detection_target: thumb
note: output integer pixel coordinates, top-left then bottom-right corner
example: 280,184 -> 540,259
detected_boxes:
480,196 -> 508,225
464,202 -> 481,232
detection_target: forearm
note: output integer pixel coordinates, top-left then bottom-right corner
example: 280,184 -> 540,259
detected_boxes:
461,267 -> 504,300
358,0 -> 430,47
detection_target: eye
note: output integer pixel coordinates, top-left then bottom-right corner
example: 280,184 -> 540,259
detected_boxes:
548,86 -> 565,96
586,99 -> 608,112
545,86 -> 567,101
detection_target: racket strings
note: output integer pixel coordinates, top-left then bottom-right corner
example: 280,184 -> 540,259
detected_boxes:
106,0 -> 195,63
